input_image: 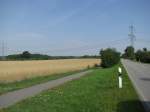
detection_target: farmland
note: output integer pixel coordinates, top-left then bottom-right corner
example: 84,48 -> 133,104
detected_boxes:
0,64 -> 144,112
0,59 -> 100,82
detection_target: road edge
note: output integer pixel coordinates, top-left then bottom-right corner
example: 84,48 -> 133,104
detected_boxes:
121,59 -> 150,112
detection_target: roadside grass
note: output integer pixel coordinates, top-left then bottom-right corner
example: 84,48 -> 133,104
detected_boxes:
1,64 -> 144,112
0,69 -> 86,95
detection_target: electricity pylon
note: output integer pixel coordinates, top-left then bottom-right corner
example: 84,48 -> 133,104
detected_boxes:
128,25 -> 136,47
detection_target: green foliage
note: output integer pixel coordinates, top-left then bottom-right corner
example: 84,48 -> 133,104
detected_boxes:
135,50 -> 142,61
7,54 -> 22,60
80,55 -> 100,59
122,46 -> 135,60
6,52 -> 50,60
122,46 -> 150,63
21,51 -> 31,59
143,48 -> 147,52
6,52 -> 99,61
2,65 -> 144,112
135,48 -> 150,63
30,54 -> 49,60
0,70 -> 84,95
100,48 -> 120,68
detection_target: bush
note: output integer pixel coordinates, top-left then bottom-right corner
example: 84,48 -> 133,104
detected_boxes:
135,49 -> 150,63
94,63 -> 100,68
122,46 -> 135,60
100,48 -> 120,68
21,51 -> 31,59
135,50 -> 143,61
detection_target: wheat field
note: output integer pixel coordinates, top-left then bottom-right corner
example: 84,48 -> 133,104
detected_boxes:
0,59 -> 100,82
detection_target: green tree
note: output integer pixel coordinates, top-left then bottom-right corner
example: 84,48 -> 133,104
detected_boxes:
100,48 -> 120,68
135,50 -> 142,62
143,48 -> 147,52
135,48 -> 150,63
124,46 -> 135,60
21,51 -> 31,59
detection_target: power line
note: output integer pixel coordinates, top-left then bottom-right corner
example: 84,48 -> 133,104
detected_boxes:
1,41 -> 6,60
128,25 -> 136,47
136,38 -> 150,43
3,38 -> 127,55
40,38 -> 128,54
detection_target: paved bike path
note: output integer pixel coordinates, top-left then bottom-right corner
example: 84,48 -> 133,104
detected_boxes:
0,70 -> 92,108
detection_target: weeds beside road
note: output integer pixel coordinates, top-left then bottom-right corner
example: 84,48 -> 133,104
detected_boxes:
0,70 -> 86,95
1,64 -> 144,112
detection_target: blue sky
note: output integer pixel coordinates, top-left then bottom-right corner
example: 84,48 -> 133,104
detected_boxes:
0,0 -> 150,56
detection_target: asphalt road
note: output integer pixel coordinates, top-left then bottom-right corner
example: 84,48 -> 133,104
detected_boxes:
122,59 -> 150,112
0,70 -> 92,109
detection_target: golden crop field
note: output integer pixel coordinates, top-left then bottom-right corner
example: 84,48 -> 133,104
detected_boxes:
0,59 -> 100,82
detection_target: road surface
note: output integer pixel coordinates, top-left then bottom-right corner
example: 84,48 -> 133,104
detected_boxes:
0,70 -> 92,109
122,59 -> 150,112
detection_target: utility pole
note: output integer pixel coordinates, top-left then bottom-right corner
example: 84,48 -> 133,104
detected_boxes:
128,25 -> 136,47
1,41 -> 6,60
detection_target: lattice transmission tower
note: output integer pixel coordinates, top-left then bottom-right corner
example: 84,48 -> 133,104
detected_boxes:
1,41 -> 6,60
128,25 -> 136,47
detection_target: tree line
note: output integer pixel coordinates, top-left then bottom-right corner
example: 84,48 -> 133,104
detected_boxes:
100,46 -> 149,68
0,51 -> 100,60
122,46 -> 150,63
1,46 -> 149,68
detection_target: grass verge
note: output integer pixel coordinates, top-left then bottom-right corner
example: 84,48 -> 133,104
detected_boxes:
0,69 -> 86,95
1,64 -> 144,112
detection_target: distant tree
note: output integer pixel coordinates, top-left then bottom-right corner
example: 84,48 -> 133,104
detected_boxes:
135,48 -> 150,63
21,51 -> 31,59
135,50 -> 142,62
143,48 -> 147,52
100,48 -> 120,68
123,46 -> 135,60
7,54 -> 21,60
31,54 -> 49,60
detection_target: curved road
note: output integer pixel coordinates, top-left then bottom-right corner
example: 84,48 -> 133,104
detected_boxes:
122,59 -> 150,112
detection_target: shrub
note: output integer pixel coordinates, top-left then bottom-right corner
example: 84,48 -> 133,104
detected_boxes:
94,63 -> 100,68
135,50 -> 143,61
135,49 -> 150,63
100,48 -> 120,68
122,46 -> 135,60
21,51 -> 31,59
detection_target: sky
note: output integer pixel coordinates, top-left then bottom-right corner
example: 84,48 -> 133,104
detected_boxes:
0,0 -> 150,56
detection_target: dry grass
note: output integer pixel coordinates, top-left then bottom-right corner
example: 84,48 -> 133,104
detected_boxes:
0,59 -> 100,82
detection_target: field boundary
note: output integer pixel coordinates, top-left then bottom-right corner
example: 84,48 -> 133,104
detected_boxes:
0,59 -> 99,82
0,70 -> 92,109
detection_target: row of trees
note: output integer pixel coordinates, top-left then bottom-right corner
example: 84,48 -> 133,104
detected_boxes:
122,46 -> 150,63
2,47 -> 149,68
99,46 -> 150,68
6,51 -> 50,60
4,51 -> 100,60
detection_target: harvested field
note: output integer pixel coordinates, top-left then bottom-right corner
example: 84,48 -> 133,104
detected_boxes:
0,59 -> 100,82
